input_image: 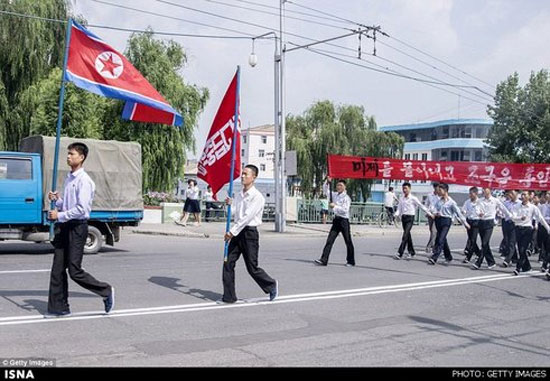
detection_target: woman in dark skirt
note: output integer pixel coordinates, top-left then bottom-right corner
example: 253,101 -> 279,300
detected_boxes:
177,179 -> 201,226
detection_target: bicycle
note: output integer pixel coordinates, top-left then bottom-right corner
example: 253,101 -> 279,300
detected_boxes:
378,208 -> 401,229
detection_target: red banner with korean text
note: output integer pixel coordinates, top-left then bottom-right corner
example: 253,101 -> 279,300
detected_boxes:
327,154 -> 550,191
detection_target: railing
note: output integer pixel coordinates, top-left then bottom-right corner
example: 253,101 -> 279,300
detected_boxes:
296,199 -> 428,225
174,201 -> 276,222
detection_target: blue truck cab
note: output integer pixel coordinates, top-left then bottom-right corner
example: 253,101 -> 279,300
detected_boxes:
0,136 -> 144,254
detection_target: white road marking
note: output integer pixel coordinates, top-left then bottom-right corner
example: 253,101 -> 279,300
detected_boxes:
0,271 -> 545,327
0,269 -> 50,275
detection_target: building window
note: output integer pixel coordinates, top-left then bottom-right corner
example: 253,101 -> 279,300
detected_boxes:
412,153 -> 418,160
409,133 -> 417,142
260,164 -> 266,171
475,151 -> 482,161
243,135 -> 247,144
261,135 -> 267,144
404,153 -> 411,160
441,151 -> 448,160
442,127 -> 449,139
421,153 -> 428,161
258,149 -> 265,158
241,149 -> 245,157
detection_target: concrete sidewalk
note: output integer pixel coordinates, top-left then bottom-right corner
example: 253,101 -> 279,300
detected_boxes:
129,221 -> 405,239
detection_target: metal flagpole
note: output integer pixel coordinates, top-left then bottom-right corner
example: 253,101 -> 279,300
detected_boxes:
49,18 -> 73,241
224,66 -> 241,262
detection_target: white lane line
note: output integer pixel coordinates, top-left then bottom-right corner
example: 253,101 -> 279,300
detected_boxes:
0,272 -> 545,326
0,269 -> 50,275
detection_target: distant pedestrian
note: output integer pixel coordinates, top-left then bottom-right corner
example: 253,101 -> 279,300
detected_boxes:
46,142 -> 114,317
320,196 -> 329,224
221,164 -> 278,303
394,182 -> 433,260
177,179 -> 201,226
204,185 -> 218,222
314,176 -> 355,267
384,186 -> 398,225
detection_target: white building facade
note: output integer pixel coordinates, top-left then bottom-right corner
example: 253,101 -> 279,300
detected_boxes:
241,124 -> 275,179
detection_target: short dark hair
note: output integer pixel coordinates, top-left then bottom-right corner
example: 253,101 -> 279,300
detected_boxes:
438,182 -> 449,192
187,179 -> 197,186
432,182 -> 439,189
469,186 -> 478,194
402,182 -> 411,188
245,164 -> 259,177
337,179 -> 346,186
67,142 -> 89,161
388,186 -> 394,191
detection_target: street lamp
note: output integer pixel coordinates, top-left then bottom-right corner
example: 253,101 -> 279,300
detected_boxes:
248,31 -> 286,232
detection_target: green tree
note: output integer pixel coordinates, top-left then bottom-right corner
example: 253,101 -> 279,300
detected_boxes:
102,31 -> 209,192
286,100 -> 404,200
14,68 -> 107,140
487,70 -> 550,163
0,78 -> 7,150
0,0 -> 68,149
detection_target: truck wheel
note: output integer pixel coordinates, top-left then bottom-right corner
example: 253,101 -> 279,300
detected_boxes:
84,226 -> 103,255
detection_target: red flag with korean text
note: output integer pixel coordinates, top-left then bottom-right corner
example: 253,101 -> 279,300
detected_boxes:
197,72 -> 240,194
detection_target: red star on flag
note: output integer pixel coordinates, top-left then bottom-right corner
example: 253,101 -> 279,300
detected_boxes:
99,53 -> 121,77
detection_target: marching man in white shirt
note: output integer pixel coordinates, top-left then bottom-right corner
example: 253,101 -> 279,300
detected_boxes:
424,182 -> 440,254
221,164 -> 278,304
462,186 -> 482,264
510,190 -> 550,276
394,182 -> 434,260
428,183 -> 470,265
384,186 -> 398,225
314,176 -> 355,267
472,187 -> 513,270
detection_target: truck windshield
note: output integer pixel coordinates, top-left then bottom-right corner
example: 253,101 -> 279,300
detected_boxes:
0,158 -> 32,180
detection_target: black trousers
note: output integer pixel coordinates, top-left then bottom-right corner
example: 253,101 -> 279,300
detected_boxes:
320,216 -> 355,265
537,228 -> 546,261
502,220 -> 518,263
398,215 -> 416,256
516,226 -> 533,272
542,228 -> 550,269
48,221 -> 111,313
385,206 -> 395,223
476,220 -> 496,267
464,219 -> 481,260
222,227 -> 276,303
426,216 -> 437,251
431,217 -> 452,262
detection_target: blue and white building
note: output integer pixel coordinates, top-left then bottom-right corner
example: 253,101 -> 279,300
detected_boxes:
371,118 -> 493,204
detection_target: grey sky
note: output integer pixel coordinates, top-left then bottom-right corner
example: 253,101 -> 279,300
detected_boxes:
70,0 -> 550,157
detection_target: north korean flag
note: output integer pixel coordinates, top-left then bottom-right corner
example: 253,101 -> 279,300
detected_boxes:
65,20 -> 183,127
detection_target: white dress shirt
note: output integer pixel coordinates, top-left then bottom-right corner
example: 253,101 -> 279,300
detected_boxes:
230,186 -> 265,236
55,168 -> 95,223
503,199 -> 521,222
185,186 -> 200,200
479,196 -> 512,221
462,199 -> 482,221
511,202 -> 550,231
323,182 -> 351,219
384,191 -> 397,208
424,192 -> 440,214
436,197 -> 467,224
541,203 -> 550,223
396,194 -> 431,217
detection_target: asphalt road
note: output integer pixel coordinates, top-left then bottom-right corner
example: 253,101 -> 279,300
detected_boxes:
0,226 -> 549,367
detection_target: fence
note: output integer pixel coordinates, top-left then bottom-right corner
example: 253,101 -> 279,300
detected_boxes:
296,199 -> 428,225
162,200 -> 428,225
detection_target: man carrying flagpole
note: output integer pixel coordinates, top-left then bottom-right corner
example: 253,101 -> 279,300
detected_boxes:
47,19 -> 184,316
221,164 -> 279,304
